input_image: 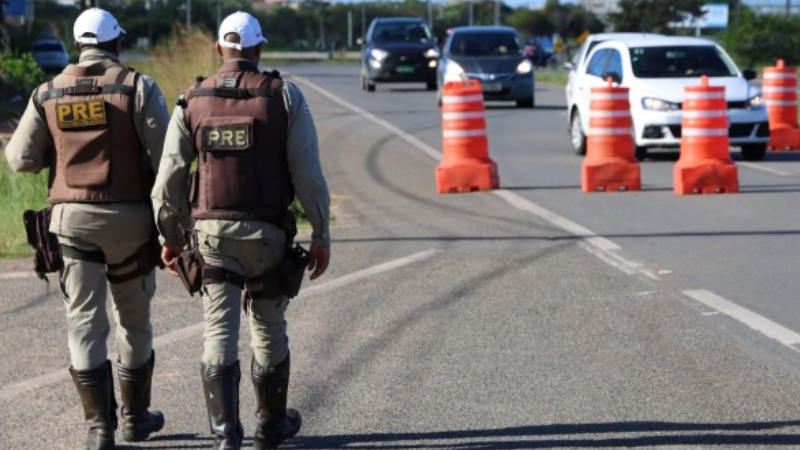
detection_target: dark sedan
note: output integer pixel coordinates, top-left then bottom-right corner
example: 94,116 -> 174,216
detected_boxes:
359,17 -> 440,92
437,26 -> 535,108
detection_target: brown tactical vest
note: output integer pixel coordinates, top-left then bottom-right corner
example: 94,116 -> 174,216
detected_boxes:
183,60 -> 292,224
36,59 -> 146,204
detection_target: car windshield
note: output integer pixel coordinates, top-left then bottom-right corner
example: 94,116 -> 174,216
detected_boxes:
450,32 -> 523,57
32,42 -> 64,52
373,23 -> 432,44
630,45 -> 737,78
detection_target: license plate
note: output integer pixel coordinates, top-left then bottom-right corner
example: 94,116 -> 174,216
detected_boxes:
482,82 -> 502,93
396,65 -> 415,74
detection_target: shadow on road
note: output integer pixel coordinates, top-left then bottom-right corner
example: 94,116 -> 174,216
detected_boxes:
118,433 -> 221,449
286,421 -> 800,449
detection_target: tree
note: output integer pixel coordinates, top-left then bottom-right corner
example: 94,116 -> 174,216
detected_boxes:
606,0 -> 704,34
718,6 -> 800,68
507,8 -> 554,39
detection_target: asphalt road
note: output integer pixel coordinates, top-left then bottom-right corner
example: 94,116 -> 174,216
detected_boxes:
3,63 -> 800,449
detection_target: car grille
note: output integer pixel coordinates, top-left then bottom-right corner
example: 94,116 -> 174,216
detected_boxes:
665,122 -> 769,138
466,73 -> 512,81
386,51 -> 426,65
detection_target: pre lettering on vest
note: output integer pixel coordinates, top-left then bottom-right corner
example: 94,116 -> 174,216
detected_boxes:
184,61 -> 293,224
39,62 -> 146,203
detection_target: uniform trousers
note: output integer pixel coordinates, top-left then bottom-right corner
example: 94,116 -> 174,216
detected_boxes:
197,231 -> 289,368
58,235 -> 155,371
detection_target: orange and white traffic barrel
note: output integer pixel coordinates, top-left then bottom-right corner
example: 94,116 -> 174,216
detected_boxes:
436,79 -> 499,193
581,78 -> 640,192
673,76 -> 738,195
764,59 -> 800,151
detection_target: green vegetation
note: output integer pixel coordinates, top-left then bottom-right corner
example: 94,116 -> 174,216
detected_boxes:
0,52 -> 47,101
535,69 -> 568,86
129,27 -> 220,113
0,155 -> 49,258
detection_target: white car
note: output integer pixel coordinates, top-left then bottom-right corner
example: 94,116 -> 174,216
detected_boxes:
565,34 -> 769,161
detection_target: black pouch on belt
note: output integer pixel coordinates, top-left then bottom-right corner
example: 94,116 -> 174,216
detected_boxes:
276,243 -> 310,299
175,246 -> 203,296
23,207 -> 63,281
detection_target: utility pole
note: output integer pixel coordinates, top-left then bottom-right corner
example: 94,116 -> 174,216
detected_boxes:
428,0 -> 433,28
469,0 -> 473,26
361,2 -> 366,40
347,10 -> 352,48
146,0 -> 152,48
494,0 -> 500,25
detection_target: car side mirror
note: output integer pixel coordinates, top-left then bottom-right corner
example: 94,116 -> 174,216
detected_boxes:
742,68 -> 757,81
602,71 -> 622,84
563,61 -> 575,71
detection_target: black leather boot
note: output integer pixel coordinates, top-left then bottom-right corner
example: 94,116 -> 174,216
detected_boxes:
69,361 -> 118,450
117,350 -> 165,441
251,354 -> 302,449
202,361 -> 245,450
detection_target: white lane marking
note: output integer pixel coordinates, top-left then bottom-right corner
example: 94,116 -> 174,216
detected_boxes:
292,75 -> 442,161
0,250 -> 439,402
292,75 -> 658,280
298,249 -> 439,299
491,190 -> 618,251
739,162 -> 792,177
684,289 -> 800,350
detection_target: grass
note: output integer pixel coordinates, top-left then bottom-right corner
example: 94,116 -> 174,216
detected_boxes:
0,155 -> 49,258
127,27 -> 221,114
535,69 -> 569,86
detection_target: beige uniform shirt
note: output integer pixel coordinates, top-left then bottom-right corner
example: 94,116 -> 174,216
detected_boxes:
5,48 -> 169,241
151,63 -> 330,249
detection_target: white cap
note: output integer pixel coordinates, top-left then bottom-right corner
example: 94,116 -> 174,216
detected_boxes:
73,8 -> 126,45
218,12 -> 268,51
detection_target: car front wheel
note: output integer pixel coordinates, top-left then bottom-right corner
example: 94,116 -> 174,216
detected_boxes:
570,111 -> 587,156
740,143 -> 767,161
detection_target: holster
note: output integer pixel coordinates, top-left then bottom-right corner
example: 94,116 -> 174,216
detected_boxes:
175,246 -> 203,296
245,211 -> 309,303
23,207 -> 63,281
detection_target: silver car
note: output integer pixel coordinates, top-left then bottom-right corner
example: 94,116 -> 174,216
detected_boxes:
437,26 -> 535,108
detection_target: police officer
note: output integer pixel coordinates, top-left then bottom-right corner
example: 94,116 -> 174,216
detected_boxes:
4,8 -> 168,450
151,11 -> 331,450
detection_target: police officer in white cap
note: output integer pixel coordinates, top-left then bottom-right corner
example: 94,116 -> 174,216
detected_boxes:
5,7 -> 168,450
152,10 -> 330,450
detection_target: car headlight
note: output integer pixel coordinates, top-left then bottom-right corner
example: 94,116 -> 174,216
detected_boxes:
641,97 -> 681,112
747,93 -> 765,110
516,59 -> 533,74
443,60 -> 465,82
424,48 -> 440,59
370,48 -> 389,62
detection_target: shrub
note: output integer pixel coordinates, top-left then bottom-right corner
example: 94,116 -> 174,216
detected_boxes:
0,52 -> 47,100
